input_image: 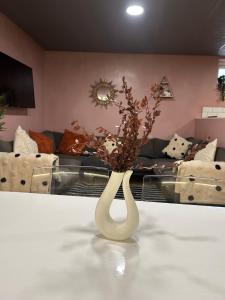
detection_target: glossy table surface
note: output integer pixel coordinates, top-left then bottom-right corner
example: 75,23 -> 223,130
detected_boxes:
0,191 -> 225,300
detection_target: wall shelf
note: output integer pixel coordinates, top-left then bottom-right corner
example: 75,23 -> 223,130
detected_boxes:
159,76 -> 174,99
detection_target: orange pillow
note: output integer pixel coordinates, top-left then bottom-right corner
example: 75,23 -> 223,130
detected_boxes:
58,129 -> 87,155
29,130 -> 54,154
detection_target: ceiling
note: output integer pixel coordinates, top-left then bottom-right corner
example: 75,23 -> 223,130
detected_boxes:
1,0 -> 225,56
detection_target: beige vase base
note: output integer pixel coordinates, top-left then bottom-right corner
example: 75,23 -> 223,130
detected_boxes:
95,170 -> 139,241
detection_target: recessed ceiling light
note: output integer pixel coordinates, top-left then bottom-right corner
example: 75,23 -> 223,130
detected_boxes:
126,5 -> 144,16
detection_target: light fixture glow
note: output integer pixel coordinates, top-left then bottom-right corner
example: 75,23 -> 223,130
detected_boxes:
126,5 -> 144,16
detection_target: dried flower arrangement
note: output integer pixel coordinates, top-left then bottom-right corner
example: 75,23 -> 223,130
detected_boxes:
70,77 -> 161,172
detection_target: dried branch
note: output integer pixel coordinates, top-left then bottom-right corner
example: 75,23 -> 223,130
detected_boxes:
71,77 -> 161,172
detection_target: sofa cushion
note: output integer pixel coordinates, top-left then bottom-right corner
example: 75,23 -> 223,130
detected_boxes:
0,140 -> 13,152
184,141 -> 208,161
194,139 -> 217,161
139,138 -> 169,158
14,125 -> 38,154
215,147 -> 225,162
58,129 -> 87,155
80,155 -> 106,168
58,153 -> 106,169
58,154 -> 81,166
162,134 -> 192,159
29,130 -> 54,154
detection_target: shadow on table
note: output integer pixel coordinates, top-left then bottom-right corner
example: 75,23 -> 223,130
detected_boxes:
137,209 -> 219,243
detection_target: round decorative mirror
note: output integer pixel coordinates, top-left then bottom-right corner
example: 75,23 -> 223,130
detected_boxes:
90,79 -> 117,108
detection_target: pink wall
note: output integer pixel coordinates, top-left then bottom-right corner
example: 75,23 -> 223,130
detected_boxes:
44,51 -> 221,139
195,119 -> 225,147
0,12 -> 223,143
0,13 -> 45,141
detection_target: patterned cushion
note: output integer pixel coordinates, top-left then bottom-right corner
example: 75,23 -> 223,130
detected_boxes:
13,126 -> 38,154
58,129 -> 87,155
162,134 -> 192,159
103,137 -> 118,154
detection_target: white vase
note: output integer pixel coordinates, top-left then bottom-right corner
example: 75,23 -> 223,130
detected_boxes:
95,170 -> 139,241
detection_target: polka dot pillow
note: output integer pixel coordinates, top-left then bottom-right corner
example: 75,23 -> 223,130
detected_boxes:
162,134 -> 192,159
103,137 -> 121,154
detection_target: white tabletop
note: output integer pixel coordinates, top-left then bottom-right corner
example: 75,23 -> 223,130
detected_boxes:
0,192 -> 225,300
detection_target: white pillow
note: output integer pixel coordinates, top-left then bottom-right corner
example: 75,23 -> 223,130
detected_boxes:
162,133 -> 192,159
194,139 -> 217,161
14,126 -> 38,154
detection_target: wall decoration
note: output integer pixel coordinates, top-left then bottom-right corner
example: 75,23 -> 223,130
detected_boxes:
159,76 -> 173,99
89,79 -> 117,108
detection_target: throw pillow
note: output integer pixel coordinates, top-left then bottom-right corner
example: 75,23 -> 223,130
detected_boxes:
194,139 -> 217,161
162,133 -> 192,159
29,130 -> 54,154
184,141 -> 208,161
14,126 -> 38,154
103,137 -> 118,154
58,129 -> 87,155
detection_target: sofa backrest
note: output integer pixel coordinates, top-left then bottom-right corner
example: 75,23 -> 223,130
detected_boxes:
0,140 -> 13,152
139,138 -> 169,158
215,147 -> 225,162
42,130 -> 63,152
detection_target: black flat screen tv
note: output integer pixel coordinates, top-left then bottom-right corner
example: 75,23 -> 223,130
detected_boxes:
0,52 -> 35,108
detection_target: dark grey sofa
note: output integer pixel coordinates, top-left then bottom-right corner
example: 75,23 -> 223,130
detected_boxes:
41,131 -> 225,178
41,131 -> 176,177
1,131 -> 225,179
